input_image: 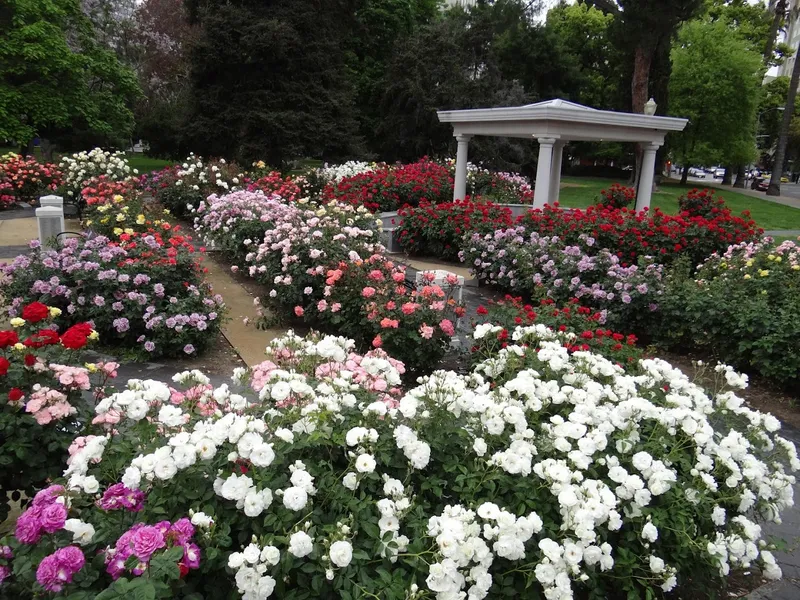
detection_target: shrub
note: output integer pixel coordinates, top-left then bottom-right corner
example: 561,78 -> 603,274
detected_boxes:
517,204 -> 763,267
58,148 -> 134,201
461,228 -> 665,332
1,236 -> 226,359
246,171 -> 307,202
323,158 -> 453,212
1,330 -> 796,599
656,238 -> 800,387
155,155 -> 245,217
0,153 -> 62,203
596,183 -> 635,209
397,198 -> 514,262
678,188 -> 728,218
297,253 -> 464,373
442,159 -> 534,204
472,296 -> 642,369
0,304 -> 115,522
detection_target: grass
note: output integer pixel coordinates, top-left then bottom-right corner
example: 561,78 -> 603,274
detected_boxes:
558,176 -> 800,231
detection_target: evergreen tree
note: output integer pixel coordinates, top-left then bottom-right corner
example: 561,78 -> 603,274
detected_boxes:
184,0 -> 363,165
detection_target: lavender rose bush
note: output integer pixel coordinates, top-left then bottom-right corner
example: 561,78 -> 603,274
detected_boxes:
461,228 -> 665,331
1,329 -> 796,599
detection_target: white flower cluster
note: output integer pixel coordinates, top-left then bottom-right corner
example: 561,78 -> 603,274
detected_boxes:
64,519 -> 95,546
95,379 -> 171,422
318,161 -> 376,184
393,425 -> 431,469
176,154 -> 242,193
59,147 -> 134,196
281,460 -> 316,511
63,435 -> 108,494
376,475 -> 411,561
228,541 -> 280,599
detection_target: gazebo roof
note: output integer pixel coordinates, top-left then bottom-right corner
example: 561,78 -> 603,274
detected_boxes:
437,98 -> 687,144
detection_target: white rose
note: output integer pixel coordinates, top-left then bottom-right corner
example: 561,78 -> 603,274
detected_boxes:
154,458 -> 178,480
191,512 -> 214,528
256,576 -> 276,598
649,556 -> 665,574
121,466 -> 141,490
82,475 -> 100,494
250,443 -> 276,467
355,454 -> 376,473
64,519 -> 95,545
288,531 -> 314,557
261,545 -> 280,566
228,552 -> 246,569
342,473 -> 359,490
329,540 -> 353,568
283,486 -> 309,511
271,381 -> 291,402
642,522 -> 659,542
473,438 -> 488,457
243,543 -> 261,564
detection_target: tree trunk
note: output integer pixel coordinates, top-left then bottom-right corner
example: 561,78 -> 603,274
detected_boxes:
722,167 -> 733,185
681,165 -> 689,185
632,43 -> 655,192
768,46 -> 800,196
763,0 -> 786,65
733,164 -> 747,188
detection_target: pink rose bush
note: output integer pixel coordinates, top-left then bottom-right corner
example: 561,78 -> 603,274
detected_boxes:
1,329 -> 796,599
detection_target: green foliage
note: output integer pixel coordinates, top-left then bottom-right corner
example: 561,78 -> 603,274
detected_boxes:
0,0 -> 140,149
656,238 -> 800,387
669,19 -> 762,168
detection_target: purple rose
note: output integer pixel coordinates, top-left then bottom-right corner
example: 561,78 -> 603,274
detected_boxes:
55,546 -> 85,573
182,542 -> 202,569
0,545 -> 12,559
183,344 -> 195,354
15,509 -> 43,544
40,503 -> 67,533
170,518 -> 194,544
144,341 -> 155,352
130,526 -> 166,561
36,554 -> 62,592
33,485 -> 64,507
0,565 -> 10,584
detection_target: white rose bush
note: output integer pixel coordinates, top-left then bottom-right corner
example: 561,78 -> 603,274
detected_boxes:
1,324 -> 796,599
58,148 -> 134,200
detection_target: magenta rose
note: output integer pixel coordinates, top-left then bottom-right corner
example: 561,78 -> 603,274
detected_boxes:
40,503 -> 68,533
131,526 -> 166,561
32,485 -> 65,508
35,554 -> 62,592
169,518 -> 194,544
15,509 -> 43,544
55,546 -> 85,572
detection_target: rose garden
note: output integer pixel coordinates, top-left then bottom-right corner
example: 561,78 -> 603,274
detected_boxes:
0,144 -> 798,600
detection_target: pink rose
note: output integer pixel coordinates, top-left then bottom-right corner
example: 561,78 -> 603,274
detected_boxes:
131,526 -> 166,561
439,319 -> 455,336
401,302 -> 417,315
331,303 -> 342,313
362,287 -> 376,298
294,306 -> 304,317
15,509 -> 43,544
419,325 -> 434,340
40,503 -> 67,533
34,410 -> 53,425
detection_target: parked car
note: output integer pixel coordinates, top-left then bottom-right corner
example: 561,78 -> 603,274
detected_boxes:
688,167 -> 706,178
713,168 -> 726,178
752,177 -> 769,191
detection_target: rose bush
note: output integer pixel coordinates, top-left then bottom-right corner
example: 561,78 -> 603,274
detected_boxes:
1,236 -> 226,358
677,188 -> 728,219
155,155 -> 245,217
323,158 -> 453,212
461,228 -> 665,332
442,159 -> 534,204
596,184 -> 635,210
397,198 -> 514,262
472,296 -> 642,370
517,203 -> 762,267
655,237 -> 800,387
0,153 -> 61,204
0,303 -> 115,523
81,176 -> 172,240
0,330 -> 796,599
59,148 -> 135,202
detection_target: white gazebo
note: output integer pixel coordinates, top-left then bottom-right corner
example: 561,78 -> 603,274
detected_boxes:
437,99 -> 688,210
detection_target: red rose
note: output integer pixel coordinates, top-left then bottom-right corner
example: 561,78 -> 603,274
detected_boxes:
0,357 -> 9,375
24,354 -> 36,366
0,330 -> 19,348
21,302 -> 50,323
8,388 -> 23,402
24,329 -> 60,348
61,328 -> 88,350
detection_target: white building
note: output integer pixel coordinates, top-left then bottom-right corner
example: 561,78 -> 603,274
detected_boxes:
779,1 -> 800,77
444,0 -> 477,7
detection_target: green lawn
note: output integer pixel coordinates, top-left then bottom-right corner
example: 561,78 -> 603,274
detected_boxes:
126,154 -> 173,174
558,176 -> 800,231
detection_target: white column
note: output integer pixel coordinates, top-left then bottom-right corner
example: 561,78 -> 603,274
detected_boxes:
533,137 -> 557,208
453,134 -> 472,201
548,141 -> 564,204
635,143 -> 661,211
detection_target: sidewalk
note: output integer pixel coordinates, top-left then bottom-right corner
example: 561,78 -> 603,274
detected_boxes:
668,177 -> 800,210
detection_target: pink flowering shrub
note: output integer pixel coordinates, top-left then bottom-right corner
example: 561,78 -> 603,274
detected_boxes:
0,304 -> 116,523
296,253 -> 463,373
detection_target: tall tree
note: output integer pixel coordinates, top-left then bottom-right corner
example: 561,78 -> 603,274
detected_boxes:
767,44 -> 800,195
669,20 -> 762,184
184,0 -> 363,165
0,0 -> 140,153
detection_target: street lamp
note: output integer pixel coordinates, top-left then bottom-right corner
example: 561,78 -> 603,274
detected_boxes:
644,98 -> 657,116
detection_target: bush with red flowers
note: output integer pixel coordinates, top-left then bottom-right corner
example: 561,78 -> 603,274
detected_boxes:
596,183 -> 635,209
677,188 -> 728,219
517,202 -> 763,267
0,304 -> 116,522
396,198 -> 514,261
323,158 -> 453,212
1,236 -> 226,359
0,153 -> 62,205
471,295 -> 643,369
246,171 -> 306,202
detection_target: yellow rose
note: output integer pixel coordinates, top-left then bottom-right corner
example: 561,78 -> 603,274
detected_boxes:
793,265 -> 800,271
113,227 -> 123,236
10,317 -> 25,327
136,214 -> 146,225
758,269 -> 769,277
775,256 -> 782,263
85,219 -> 93,226
113,194 -> 124,203
85,363 -> 98,373
89,330 -> 99,340
743,274 -> 751,279
101,217 -> 109,224
48,307 -> 62,317
97,204 -> 109,213
124,228 -> 134,235
122,206 -> 130,213
767,254 -> 776,261
13,342 -> 24,351
163,209 -> 171,215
